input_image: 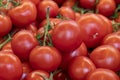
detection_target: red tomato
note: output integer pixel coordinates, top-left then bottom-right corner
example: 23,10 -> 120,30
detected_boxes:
29,46 -> 62,72
79,0 -> 96,9
96,0 -> 116,17
8,0 -> 37,27
37,0 -> 59,21
114,0 -> 120,4
102,32 -> 120,51
25,70 -> 49,80
86,68 -> 120,80
90,45 -> 120,71
58,6 -> 75,20
0,51 -> 23,80
60,42 -> 88,70
62,0 -> 76,8
0,14 -> 12,37
11,30 -> 39,61
52,20 -> 84,53
68,56 -> 96,80
77,13 -> 113,48
21,62 -> 32,80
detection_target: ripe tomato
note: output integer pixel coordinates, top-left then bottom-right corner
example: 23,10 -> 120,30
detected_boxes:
96,0 -> 116,17
60,42 -> 88,70
0,51 -> 23,80
25,70 -> 49,80
79,0 -> 96,9
86,68 -> 120,80
58,6 -> 75,20
62,0 -> 76,8
77,13 -> 113,48
8,0 -> 37,27
11,30 -> 39,61
102,32 -> 120,51
68,56 -> 96,80
29,46 -> 62,72
0,14 -> 12,37
52,20 -> 84,53
21,62 -> 32,80
37,0 -> 59,21
90,45 -> 120,71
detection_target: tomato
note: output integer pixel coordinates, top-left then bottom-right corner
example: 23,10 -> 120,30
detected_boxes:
0,14 -> 12,37
102,32 -> 120,51
52,20 -> 83,53
37,0 -> 59,21
58,6 -> 75,20
29,46 -> 62,72
39,18 -> 62,28
23,0 -> 41,5
79,0 -> 96,9
62,0 -> 76,8
86,68 -> 120,80
77,13 -> 113,48
0,51 -> 23,80
68,56 -> 96,80
11,30 -> 39,61
96,0 -> 116,17
21,62 -> 32,80
90,45 -> 120,71
25,70 -> 49,80
8,0 -> 37,27
60,42 -> 88,70
75,12 -> 81,21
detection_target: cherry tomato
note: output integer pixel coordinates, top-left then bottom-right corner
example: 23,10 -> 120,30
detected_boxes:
11,30 -> 39,61
60,42 -> 88,70
96,0 -> 116,17
86,68 -> 120,80
25,70 -> 49,80
8,0 -> 37,27
29,46 -> 62,72
0,51 -> 23,80
79,0 -> 96,9
90,45 -> 120,71
58,6 -> 75,20
21,62 -> 32,80
68,56 -> 96,80
102,32 -> 120,51
37,0 -> 59,21
52,20 -> 84,53
0,14 -> 12,37
77,13 -> 113,48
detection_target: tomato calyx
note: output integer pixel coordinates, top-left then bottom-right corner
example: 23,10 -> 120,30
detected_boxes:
36,7 -> 53,46
112,20 -> 120,32
72,2 -> 94,14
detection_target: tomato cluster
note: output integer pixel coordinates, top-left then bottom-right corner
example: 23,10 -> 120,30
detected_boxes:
0,0 -> 120,80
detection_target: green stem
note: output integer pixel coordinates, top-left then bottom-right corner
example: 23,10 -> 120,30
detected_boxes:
112,20 -> 120,32
0,34 -> 12,50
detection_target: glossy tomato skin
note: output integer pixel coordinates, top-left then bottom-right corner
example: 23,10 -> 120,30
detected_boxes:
102,32 -> 120,51
29,46 -> 62,72
96,0 -> 116,17
37,0 -> 59,21
0,14 -> 12,37
68,56 -> 96,80
77,13 -> 113,48
11,30 -> 39,61
58,6 -> 75,20
90,45 -> 120,71
0,51 -> 23,80
79,0 -> 96,9
8,0 -> 37,27
86,68 -> 120,80
25,70 -> 49,80
60,42 -> 88,70
52,20 -> 83,53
